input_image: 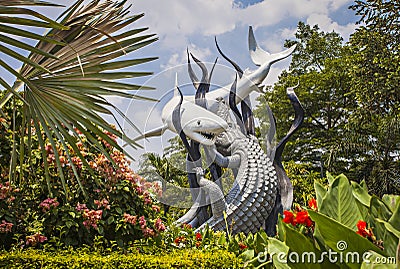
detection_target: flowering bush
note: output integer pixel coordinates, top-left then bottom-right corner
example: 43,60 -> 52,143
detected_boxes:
0,103 -> 165,248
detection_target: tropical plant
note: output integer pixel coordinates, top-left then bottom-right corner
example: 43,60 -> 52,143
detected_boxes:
0,0 -> 157,197
237,173 -> 400,269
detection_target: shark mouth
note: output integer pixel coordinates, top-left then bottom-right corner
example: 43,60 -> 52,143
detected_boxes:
190,131 -> 219,145
200,132 -> 215,140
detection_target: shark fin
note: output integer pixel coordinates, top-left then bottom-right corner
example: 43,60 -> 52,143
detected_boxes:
248,26 -> 297,66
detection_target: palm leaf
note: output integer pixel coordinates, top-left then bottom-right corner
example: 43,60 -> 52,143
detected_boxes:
0,0 -> 63,6
5,0 -> 158,197
0,2 -> 67,103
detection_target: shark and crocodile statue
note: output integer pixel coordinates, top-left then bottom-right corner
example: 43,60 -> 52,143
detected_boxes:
138,26 -> 303,235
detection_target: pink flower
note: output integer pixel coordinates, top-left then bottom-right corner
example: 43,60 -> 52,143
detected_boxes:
152,205 -> 160,212
0,220 -> 13,233
39,198 -> 59,212
94,199 -> 110,210
123,213 -> 137,225
142,227 -> 155,238
154,218 -> 166,232
75,203 -> 87,212
139,216 -> 146,229
82,209 -> 102,229
26,233 -> 47,246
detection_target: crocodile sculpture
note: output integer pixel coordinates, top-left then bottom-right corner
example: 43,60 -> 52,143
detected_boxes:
172,72 -> 303,235
197,98 -> 279,235
140,26 -> 304,235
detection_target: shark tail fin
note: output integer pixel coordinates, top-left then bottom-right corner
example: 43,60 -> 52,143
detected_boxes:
248,26 -> 297,66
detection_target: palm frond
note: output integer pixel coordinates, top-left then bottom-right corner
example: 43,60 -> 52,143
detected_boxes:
4,0 -> 158,198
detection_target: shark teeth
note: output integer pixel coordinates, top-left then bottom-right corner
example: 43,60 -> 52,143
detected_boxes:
200,132 -> 216,141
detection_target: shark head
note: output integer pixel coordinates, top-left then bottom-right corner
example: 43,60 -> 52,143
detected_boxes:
161,97 -> 228,146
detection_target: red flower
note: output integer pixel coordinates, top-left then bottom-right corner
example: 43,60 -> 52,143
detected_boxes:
295,210 -> 313,227
283,210 -> 295,225
195,232 -> 202,241
308,198 -> 317,210
238,242 -> 247,250
182,223 -> 192,229
174,236 -> 186,245
356,220 -> 373,238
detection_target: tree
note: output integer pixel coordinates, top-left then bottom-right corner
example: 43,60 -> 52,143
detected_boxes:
0,0 -> 157,198
335,0 -> 400,196
254,22 -> 355,174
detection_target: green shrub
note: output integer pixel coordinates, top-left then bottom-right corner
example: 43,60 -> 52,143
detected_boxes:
0,95 -> 165,248
284,160 -> 326,206
0,248 -> 243,269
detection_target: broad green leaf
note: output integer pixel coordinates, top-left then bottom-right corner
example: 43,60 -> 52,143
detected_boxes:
382,195 -> 400,213
267,238 -> 291,269
351,180 -> 371,218
239,249 -> 255,262
284,223 -> 323,269
326,172 -> 335,184
309,211 -> 384,269
360,251 -> 397,269
370,218 -> 399,257
351,180 -> 371,207
314,180 -> 327,206
389,201 -> 400,232
369,196 -> 392,221
319,174 -> 363,229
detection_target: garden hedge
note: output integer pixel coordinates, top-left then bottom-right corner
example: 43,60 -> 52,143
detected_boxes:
0,248 -> 243,268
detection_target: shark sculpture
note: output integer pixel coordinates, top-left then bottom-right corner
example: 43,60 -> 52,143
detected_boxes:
136,26 -> 296,143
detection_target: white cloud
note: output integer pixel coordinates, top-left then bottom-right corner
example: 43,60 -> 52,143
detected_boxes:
306,13 -> 357,40
161,45 -> 213,69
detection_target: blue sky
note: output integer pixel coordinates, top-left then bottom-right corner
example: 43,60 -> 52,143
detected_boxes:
1,0 -> 360,168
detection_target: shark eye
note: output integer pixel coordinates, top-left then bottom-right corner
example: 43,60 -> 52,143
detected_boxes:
197,120 -> 201,125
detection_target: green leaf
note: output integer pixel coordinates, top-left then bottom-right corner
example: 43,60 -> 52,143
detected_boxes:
351,180 -> 371,207
369,196 -> 392,221
314,180 -> 327,207
267,238 -> 291,269
239,249 -> 255,262
389,201 -> 400,233
319,174 -> 363,229
382,195 -> 400,213
98,225 -> 104,235
370,218 -> 399,257
326,172 -> 335,184
281,222 -> 324,269
360,251 -> 397,269
309,211 -> 384,269
107,216 -> 115,225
